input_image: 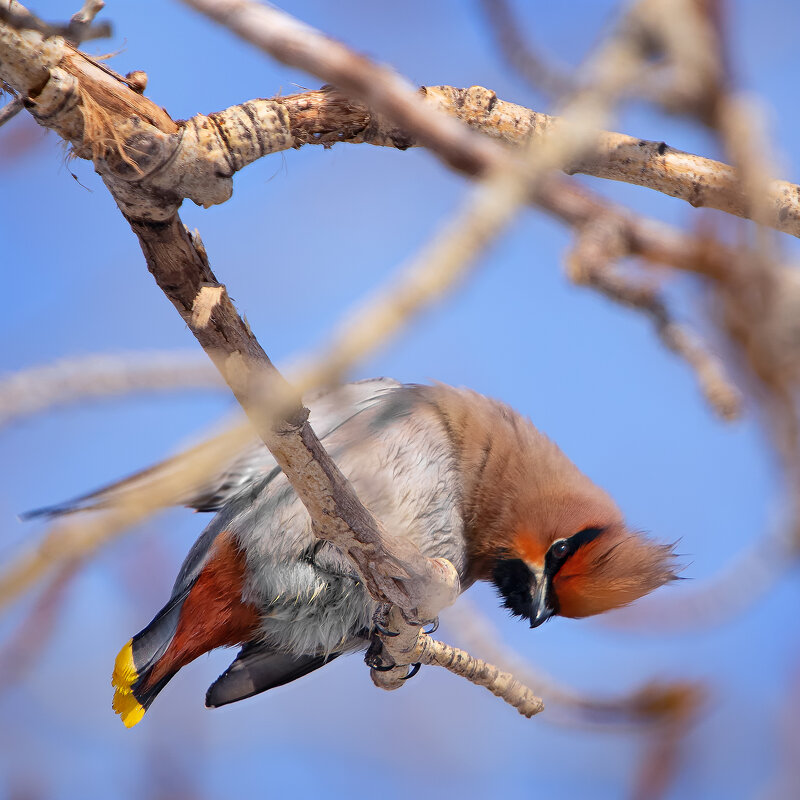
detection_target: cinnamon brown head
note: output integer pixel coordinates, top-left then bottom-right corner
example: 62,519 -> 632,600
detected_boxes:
412,383 -> 679,627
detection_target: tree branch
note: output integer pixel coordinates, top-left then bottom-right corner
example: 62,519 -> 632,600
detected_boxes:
414,634 -> 544,718
181,0 -> 800,238
0,1 -> 111,43
0,94 -> 22,127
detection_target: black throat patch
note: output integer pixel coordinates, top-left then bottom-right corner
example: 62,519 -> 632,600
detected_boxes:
492,558 -> 536,622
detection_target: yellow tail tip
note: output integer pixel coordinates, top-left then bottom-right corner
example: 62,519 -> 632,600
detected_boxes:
112,688 -> 146,728
112,639 -> 145,728
112,639 -> 138,691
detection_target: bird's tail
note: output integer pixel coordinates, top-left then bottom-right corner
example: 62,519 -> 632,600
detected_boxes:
111,592 -> 188,728
111,528 -> 262,728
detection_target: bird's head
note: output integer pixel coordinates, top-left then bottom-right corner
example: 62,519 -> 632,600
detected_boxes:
414,382 -> 680,627
491,489 -> 678,627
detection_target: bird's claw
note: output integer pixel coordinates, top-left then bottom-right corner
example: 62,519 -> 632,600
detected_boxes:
372,604 -> 400,637
422,617 -> 439,635
402,614 -> 438,632
400,663 -> 422,680
372,620 -> 400,637
372,605 -> 438,637
370,661 -> 398,672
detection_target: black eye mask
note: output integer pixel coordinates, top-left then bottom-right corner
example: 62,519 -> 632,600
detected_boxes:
544,526 -> 606,579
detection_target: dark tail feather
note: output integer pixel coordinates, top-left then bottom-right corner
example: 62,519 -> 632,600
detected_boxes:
19,497 -> 98,521
206,644 -> 339,708
19,458 -> 180,520
111,591 -> 189,727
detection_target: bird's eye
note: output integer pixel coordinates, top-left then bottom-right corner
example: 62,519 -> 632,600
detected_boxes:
551,539 -> 569,559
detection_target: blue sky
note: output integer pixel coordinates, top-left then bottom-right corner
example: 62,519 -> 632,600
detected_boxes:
2,1 -> 800,798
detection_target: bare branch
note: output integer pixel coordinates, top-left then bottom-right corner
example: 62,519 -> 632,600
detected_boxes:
0,0 -> 111,44
0,94 -> 22,127
415,634 -> 544,718
4,1 -> 799,238
179,0 -> 800,237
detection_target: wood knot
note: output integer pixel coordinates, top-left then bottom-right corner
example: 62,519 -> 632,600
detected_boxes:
125,71 -> 148,94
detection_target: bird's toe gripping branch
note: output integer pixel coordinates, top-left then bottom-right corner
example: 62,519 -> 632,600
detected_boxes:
366,558 -> 459,689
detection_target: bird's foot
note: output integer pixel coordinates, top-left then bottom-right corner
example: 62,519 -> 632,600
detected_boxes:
365,636 -> 396,671
365,643 -> 421,679
371,603 -> 400,637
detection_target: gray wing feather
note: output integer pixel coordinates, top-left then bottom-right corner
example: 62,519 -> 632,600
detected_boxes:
205,643 -> 339,707
22,378 -> 401,518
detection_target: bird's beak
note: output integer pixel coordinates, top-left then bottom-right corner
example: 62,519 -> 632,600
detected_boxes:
529,568 -> 554,628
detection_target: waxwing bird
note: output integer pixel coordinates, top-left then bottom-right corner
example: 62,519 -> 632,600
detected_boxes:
29,379 -> 678,727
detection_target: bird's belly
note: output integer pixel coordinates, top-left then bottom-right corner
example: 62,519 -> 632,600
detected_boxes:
247,559 -> 374,657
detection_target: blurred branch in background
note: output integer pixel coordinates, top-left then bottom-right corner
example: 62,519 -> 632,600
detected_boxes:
583,0 -> 800,636
566,212 -> 741,420
0,0 -> 111,44
446,597 -> 705,800
0,352 -> 222,429
478,0 -> 576,101
0,563 -> 78,693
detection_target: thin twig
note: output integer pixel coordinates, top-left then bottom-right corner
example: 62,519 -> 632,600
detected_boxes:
445,597 -> 706,727
0,94 -> 22,127
415,634 -> 544,718
0,0 -> 110,43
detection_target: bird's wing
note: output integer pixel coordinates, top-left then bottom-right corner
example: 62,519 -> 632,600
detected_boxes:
205,643 -> 339,708
22,378 -> 402,519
